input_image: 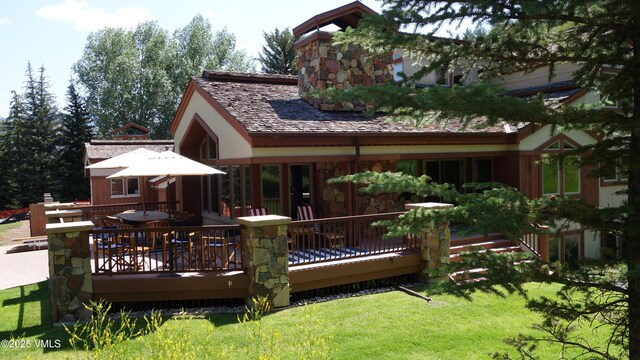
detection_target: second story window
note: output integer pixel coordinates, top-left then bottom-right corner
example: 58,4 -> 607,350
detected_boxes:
541,140 -> 580,196
111,178 -> 139,197
199,134 -> 218,160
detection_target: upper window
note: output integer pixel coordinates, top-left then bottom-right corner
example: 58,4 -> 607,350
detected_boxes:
199,135 -> 217,160
111,178 -> 139,197
541,139 -> 581,195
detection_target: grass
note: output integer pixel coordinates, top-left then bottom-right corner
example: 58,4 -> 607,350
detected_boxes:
0,222 -> 24,246
0,281 -> 614,359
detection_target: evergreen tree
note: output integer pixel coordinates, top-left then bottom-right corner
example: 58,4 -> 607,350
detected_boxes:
258,27 -> 298,75
0,92 -> 23,209
57,81 -> 92,201
328,0 -> 639,358
5,81 -> 36,207
6,63 -> 61,206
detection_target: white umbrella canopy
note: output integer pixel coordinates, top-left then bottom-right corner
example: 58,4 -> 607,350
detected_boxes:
107,150 -> 225,214
86,148 -> 160,169
106,150 -> 226,178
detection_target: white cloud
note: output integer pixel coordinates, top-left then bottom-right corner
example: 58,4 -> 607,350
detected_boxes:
36,0 -> 153,32
0,17 -> 10,26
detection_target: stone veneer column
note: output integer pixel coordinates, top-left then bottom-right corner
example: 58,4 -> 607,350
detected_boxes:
46,221 -> 94,323
405,202 -> 454,283
237,215 -> 292,308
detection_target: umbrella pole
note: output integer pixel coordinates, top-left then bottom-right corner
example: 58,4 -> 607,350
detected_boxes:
142,176 -> 147,214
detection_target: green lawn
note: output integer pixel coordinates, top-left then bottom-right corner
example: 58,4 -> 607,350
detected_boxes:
0,222 -> 23,246
0,281 -> 613,359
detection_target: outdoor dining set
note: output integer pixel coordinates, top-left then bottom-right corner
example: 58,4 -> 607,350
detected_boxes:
91,210 -> 241,274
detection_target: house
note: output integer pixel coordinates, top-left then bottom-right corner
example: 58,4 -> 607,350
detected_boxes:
83,123 -> 175,207
164,2 -> 624,265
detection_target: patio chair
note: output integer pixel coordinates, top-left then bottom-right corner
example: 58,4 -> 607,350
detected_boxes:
248,207 -> 269,216
133,220 -> 170,270
296,205 -> 345,249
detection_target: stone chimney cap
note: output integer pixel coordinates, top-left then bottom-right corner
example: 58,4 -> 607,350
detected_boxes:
292,1 -> 378,37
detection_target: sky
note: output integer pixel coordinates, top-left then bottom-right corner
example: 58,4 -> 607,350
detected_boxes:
0,0 -> 386,118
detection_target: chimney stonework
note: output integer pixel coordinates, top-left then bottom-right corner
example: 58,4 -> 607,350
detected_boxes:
296,33 -> 393,111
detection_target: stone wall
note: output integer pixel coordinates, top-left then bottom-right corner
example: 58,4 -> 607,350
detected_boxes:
357,160 -> 400,215
316,161 -> 350,218
238,215 -> 291,308
297,35 -> 393,111
46,221 -> 94,323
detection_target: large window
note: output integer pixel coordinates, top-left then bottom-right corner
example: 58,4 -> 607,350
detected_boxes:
110,178 -> 139,197
425,159 -> 466,191
199,135 -> 217,160
541,140 -> 580,195
201,165 -> 250,218
549,233 -> 582,267
262,165 -> 281,215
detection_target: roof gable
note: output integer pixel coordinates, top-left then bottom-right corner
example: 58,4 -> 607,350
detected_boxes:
292,1 -> 377,37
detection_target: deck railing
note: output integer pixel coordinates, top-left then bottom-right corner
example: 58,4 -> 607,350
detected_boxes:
91,224 -> 243,275
78,201 -> 179,221
288,211 -> 420,266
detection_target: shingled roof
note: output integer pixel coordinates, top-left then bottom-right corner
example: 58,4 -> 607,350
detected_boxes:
85,140 -> 174,163
191,71 -> 514,136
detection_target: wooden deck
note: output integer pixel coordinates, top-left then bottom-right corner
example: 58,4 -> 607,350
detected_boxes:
93,249 -> 422,303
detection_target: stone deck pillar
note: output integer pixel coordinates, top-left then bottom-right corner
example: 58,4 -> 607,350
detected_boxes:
46,221 -> 94,323
237,215 -> 292,308
405,202 -> 454,283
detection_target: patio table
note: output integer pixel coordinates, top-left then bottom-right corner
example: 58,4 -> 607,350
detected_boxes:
116,211 -> 169,225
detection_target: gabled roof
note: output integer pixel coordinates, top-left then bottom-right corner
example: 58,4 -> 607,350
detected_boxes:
84,140 -> 174,163
293,1 -> 378,37
508,80 -> 587,108
175,71 -> 513,137
112,122 -> 150,135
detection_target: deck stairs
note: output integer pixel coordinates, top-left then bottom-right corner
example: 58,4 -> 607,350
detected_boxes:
449,233 -> 525,281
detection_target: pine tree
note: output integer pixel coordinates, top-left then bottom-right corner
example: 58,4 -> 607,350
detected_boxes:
328,0 -> 639,358
57,81 -> 92,201
0,92 -> 23,209
7,63 -> 61,206
257,27 -> 298,75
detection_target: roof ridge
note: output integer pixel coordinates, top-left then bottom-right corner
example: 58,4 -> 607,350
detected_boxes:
200,71 -> 297,85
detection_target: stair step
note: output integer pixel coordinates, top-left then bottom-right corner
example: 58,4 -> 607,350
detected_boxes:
449,245 -> 523,261
450,239 -> 516,253
450,233 -> 505,246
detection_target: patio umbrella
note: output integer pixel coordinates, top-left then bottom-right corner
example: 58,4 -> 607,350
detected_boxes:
107,150 -> 226,213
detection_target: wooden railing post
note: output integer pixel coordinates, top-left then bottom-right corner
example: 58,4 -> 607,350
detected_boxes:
405,202 -> 454,283
238,215 -> 292,308
46,221 -> 94,323
538,228 -> 550,262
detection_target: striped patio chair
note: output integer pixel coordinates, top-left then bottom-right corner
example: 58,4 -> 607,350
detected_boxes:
248,207 -> 269,216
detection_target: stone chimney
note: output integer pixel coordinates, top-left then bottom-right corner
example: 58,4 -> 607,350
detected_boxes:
293,2 -> 393,111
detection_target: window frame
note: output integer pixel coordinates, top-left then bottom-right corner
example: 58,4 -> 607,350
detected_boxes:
540,138 -> 581,196
110,178 -> 140,198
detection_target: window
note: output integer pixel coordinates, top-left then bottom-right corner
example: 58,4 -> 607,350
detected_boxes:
541,140 -> 580,195
199,135 -> 217,160
110,178 -> 139,197
262,165 -> 281,215
425,160 -> 466,191
549,233 -> 582,267
602,161 -> 627,183
396,160 -> 418,204
472,159 -> 493,183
